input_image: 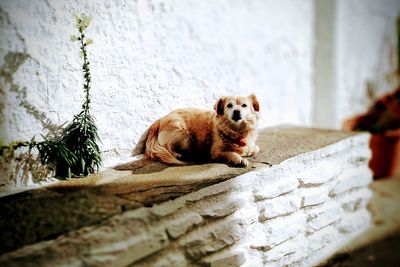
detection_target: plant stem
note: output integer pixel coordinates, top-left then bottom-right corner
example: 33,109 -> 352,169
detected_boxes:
79,27 -> 91,134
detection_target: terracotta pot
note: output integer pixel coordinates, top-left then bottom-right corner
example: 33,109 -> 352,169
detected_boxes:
369,129 -> 400,178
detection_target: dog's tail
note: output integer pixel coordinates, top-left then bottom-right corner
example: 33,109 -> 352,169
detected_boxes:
145,120 -> 187,165
113,157 -> 150,171
132,127 -> 149,156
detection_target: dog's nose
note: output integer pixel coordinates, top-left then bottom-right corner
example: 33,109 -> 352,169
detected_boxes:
232,110 -> 241,121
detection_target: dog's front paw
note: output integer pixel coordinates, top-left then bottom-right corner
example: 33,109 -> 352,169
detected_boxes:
234,158 -> 249,167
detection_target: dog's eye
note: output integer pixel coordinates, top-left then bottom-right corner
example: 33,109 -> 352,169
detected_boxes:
242,104 -> 247,108
227,103 -> 233,108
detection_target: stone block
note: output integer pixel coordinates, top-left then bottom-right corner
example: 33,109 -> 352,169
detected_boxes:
297,161 -> 341,186
265,248 -> 305,267
263,237 -> 300,262
264,227 -> 338,266
132,250 -> 187,267
329,167 -> 372,197
346,146 -> 372,167
335,209 -> 371,234
166,211 -> 203,238
254,176 -> 299,200
151,201 -> 185,217
335,188 -> 372,213
259,193 -> 301,221
125,230 -> 169,264
251,212 -> 306,250
92,227 -> 169,266
307,225 -> 339,252
203,250 -> 246,267
180,217 -> 246,260
197,194 -> 244,218
300,187 -> 330,207
286,226 -> 340,267
306,203 -> 342,234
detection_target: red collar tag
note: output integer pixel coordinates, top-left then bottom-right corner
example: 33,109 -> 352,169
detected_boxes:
221,132 -> 247,146
237,138 -> 246,146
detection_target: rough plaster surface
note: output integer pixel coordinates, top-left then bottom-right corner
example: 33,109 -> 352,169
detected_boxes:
0,0 -> 314,167
313,0 -> 400,128
335,0 -> 400,126
0,127 -> 373,266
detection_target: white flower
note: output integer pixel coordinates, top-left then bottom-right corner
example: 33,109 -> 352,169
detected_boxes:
75,13 -> 91,31
70,35 -> 79,41
85,39 -> 93,45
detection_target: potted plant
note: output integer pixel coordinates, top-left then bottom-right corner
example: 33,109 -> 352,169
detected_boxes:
0,14 -> 101,182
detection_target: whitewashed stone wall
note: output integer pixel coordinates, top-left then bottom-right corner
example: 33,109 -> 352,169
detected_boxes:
0,131 -> 368,267
121,133 -> 372,266
0,0 -> 314,167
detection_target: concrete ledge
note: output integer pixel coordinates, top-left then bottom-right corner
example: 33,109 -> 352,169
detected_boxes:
0,127 -> 372,266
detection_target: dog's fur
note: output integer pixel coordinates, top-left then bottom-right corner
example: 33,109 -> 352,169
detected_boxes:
143,94 -> 260,167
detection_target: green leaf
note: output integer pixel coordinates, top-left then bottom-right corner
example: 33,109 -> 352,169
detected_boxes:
81,158 -> 85,173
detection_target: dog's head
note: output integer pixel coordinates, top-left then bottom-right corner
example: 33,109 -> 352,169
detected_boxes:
214,94 -> 260,126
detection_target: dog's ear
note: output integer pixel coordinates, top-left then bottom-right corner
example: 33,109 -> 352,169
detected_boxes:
249,94 -> 260,112
214,98 -> 225,115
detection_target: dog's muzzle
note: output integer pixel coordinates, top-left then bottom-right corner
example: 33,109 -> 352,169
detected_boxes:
232,110 -> 242,122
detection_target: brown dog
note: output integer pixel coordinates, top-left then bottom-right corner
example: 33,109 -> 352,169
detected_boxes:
143,94 -> 260,167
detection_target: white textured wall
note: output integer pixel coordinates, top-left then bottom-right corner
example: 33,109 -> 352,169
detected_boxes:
0,0 -> 314,167
335,0 -> 400,127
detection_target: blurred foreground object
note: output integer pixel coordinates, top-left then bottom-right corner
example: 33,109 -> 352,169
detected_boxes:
343,88 -> 400,178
